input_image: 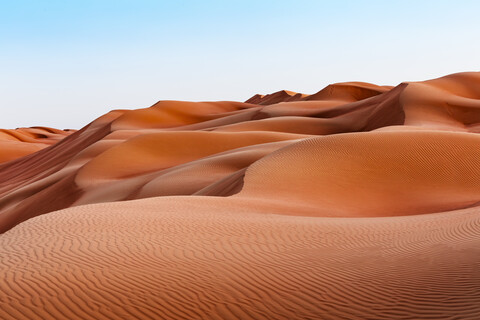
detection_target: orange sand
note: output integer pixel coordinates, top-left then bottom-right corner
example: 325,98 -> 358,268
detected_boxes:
1,72 -> 480,318
0,127 -> 74,163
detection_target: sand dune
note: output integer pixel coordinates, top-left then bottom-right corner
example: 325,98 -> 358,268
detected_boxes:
1,72 -> 480,318
0,127 -> 73,163
1,198 -> 480,319
240,130 -> 480,216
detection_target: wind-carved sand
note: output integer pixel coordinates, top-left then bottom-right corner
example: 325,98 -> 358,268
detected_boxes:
1,72 -> 480,319
0,127 -> 74,164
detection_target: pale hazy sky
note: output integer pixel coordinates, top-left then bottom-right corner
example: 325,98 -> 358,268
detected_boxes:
1,0 -> 479,129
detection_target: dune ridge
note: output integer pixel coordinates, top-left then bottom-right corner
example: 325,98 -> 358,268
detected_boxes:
1,72 -> 480,318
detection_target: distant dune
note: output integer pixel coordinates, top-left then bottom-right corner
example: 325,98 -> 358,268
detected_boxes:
0,127 -> 74,163
1,72 -> 480,319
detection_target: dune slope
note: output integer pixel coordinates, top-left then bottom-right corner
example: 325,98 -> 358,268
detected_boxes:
1,198 -> 480,319
0,127 -> 74,163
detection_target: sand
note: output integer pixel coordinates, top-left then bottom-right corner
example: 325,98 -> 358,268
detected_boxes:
1,72 -> 480,318
1,198 -> 480,319
0,127 -> 74,163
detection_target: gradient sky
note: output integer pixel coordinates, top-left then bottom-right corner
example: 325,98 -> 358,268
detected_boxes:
1,0 -> 479,129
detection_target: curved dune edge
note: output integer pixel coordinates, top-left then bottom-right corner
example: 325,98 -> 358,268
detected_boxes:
1,197 -> 480,319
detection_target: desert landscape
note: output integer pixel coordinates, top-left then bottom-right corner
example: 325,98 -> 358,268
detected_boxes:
0,72 -> 480,319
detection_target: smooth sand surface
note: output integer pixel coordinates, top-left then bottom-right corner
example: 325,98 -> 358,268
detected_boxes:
1,72 -> 480,318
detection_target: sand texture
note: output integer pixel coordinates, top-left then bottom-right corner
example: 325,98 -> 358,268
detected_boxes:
0,127 -> 74,164
1,72 -> 480,319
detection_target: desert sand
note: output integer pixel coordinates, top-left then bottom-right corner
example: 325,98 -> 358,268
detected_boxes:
1,72 -> 480,319
0,127 -> 74,164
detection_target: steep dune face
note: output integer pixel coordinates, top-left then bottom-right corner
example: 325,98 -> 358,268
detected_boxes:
2,72 -> 480,318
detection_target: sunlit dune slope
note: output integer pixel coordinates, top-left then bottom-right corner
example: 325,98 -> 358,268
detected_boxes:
239,130 -> 480,216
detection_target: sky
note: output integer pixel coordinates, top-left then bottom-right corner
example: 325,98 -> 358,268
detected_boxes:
1,0 -> 479,129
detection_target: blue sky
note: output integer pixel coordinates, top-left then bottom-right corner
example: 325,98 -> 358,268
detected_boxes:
1,0 -> 479,129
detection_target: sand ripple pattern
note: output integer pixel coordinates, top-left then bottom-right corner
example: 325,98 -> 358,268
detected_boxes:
1,199 -> 480,319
